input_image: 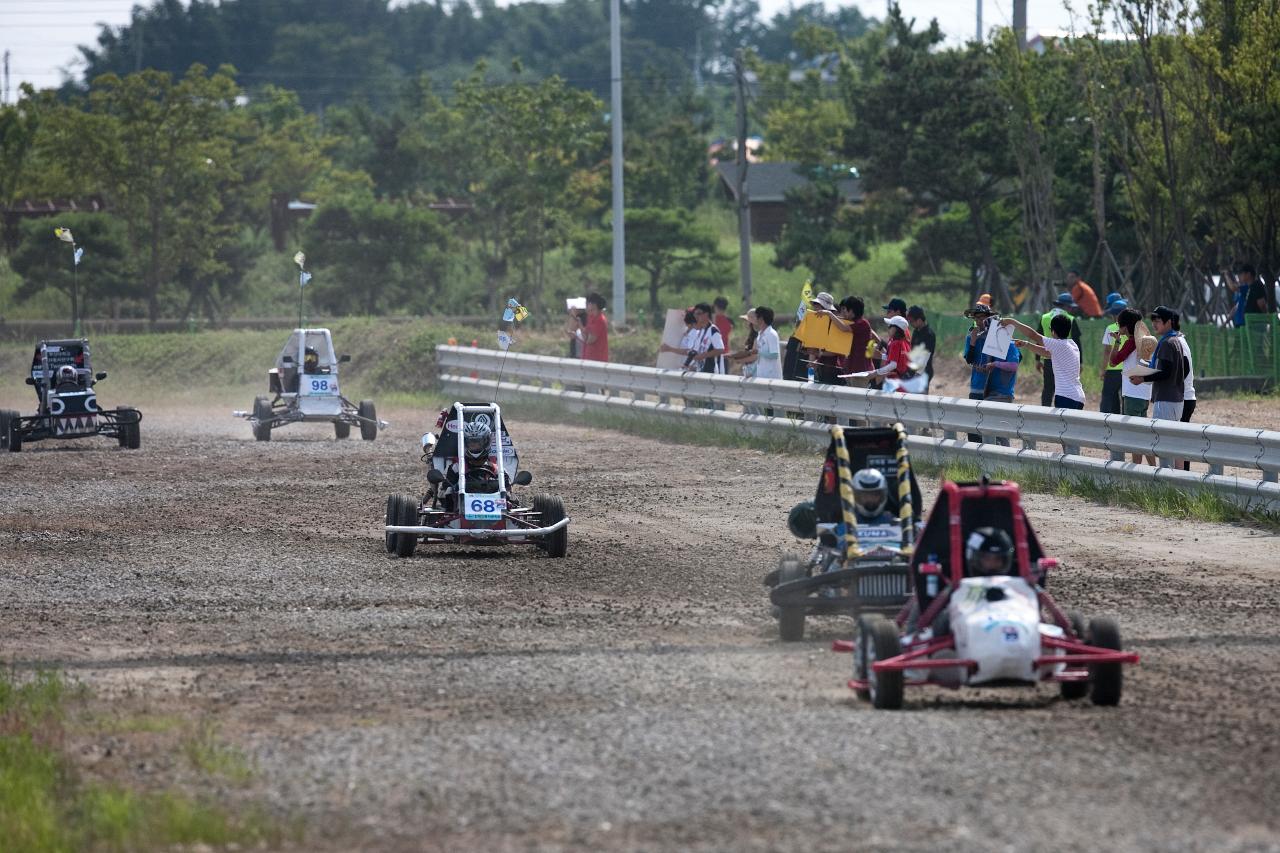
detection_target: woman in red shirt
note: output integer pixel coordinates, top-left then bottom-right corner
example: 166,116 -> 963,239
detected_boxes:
879,315 -> 913,380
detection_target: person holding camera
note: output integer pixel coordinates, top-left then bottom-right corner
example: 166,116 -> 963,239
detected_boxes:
962,303 -> 1021,443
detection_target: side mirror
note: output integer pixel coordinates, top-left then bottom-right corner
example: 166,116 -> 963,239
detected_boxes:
420,432 -> 437,453
339,354 -> 351,363
426,468 -> 445,485
513,470 -> 533,486
282,355 -> 294,364
25,377 -> 35,386
95,372 -> 107,381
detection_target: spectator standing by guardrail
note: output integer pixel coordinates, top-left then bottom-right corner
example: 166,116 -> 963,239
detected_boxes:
713,296 -> 734,352
1098,293 -> 1129,414
1109,307 -> 1158,465
727,309 -> 758,377
963,303 -> 1020,444
1005,314 -> 1086,410
1037,293 -> 1083,406
1130,305 -> 1188,424
906,305 -> 935,391
752,307 -> 782,380
581,293 -> 610,362
1172,312 -> 1197,470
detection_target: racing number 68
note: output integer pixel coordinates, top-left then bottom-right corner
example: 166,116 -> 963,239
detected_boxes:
470,498 -> 497,514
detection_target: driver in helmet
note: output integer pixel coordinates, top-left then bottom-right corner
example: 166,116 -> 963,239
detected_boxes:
443,419 -> 500,502
303,346 -> 321,374
54,365 -> 80,391
965,527 -> 1014,576
852,468 -> 896,526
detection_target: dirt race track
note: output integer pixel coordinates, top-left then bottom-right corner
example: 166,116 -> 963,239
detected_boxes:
2,403 -> 1279,851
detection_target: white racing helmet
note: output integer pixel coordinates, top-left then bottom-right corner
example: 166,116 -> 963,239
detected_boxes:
462,419 -> 492,460
852,468 -> 888,516
57,365 -> 78,385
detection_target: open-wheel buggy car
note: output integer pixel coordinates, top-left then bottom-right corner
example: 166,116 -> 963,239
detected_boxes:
764,423 -> 923,641
234,328 -> 386,441
2,338 -> 141,452
382,402 -> 569,558
835,478 -> 1140,709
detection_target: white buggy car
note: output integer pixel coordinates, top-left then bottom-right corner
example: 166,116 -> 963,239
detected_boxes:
235,328 -> 386,441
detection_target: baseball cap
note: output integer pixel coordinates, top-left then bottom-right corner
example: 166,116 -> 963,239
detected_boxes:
1054,292 -> 1077,308
1149,305 -> 1178,322
885,315 -> 910,332
882,297 -> 907,313
1106,298 -> 1128,316
810,291 -> 836,311
1104,291 -> 1123,306
906,304 -> 926,320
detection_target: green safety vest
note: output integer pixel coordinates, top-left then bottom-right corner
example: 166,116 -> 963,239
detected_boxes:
1104,323 -> 1124,371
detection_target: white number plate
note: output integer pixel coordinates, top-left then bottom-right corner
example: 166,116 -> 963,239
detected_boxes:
304,376 -> 338,395
463,494 -> 506,522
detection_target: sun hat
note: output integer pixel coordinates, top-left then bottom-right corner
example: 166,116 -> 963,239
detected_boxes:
1054,292 -> 1077,308
810,291 -> 836,311
1106,298 -> 1128,316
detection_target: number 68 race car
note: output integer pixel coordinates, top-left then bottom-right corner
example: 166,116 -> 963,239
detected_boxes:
382,402 -> 569,558
2,338 -> 141,452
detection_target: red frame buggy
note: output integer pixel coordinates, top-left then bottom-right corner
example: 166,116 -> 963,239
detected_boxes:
835,479 -> 1139,709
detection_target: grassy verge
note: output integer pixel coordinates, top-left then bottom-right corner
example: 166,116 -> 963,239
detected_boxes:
489,391 -> 1280,531
0,669 -> 291,852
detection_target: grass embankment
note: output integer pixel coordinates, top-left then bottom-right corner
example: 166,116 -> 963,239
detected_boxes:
0,669 -> 289,851
499,393 -> 1280,532
0,318 -> 664,408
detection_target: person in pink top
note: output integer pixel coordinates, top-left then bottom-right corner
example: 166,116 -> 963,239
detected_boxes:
581,292 -> 609,362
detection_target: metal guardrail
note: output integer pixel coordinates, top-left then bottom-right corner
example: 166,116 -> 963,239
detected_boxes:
436,346 -> 1280,511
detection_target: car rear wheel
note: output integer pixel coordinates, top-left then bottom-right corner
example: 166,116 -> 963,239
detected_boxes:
775,556 -> 808,642
359,400 -> 377,441
3,410 -> 22,453
1087,616 -> 1124,706
384,495 -> 399,553
863,614 -> 904,709
532,494 -> 568,558
334,420 -> 351,440
1059,610 -> 1089,700
393,494 -> 419,558
252,397 -> 272,442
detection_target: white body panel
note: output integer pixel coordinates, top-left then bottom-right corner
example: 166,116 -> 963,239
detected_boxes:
950,576 -> 1043,685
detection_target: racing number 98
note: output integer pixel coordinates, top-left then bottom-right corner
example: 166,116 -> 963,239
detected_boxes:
470,498 -> 497,514
311,378 -> 328,392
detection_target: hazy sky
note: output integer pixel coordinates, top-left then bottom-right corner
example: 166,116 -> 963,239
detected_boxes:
2,0 -> 1092,97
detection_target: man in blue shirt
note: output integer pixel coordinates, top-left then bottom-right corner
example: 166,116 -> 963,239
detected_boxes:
962,302 -> 1022,444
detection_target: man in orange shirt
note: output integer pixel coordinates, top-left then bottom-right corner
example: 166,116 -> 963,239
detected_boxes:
581,292 -> 610,362
1067,270 -> 1103,318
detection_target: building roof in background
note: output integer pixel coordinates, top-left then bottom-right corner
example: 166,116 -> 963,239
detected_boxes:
714,162 -> 863,204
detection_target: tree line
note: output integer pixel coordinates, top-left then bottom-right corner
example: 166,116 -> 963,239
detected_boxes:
1,0 -> 1276,327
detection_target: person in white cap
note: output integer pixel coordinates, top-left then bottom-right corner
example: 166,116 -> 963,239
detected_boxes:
870,315 -> 913,382
804,291 -> 840,382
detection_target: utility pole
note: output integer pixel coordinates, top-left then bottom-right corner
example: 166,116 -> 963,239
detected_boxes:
976,0 -> 983,43
3,50 -> 9,105
1013,0 -> 1027,50
734,49 -> 752,311
609,0 -> 627,327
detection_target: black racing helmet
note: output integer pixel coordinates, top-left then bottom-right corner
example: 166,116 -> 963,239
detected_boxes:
303,346 -> 319,370
787,501 -> 818,539
965,527 -> 1014,576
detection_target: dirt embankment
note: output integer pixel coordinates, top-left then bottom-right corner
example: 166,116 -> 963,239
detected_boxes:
0,406 -> 1277,851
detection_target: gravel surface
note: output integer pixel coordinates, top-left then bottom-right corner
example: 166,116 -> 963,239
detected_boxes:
1,403 -> 1278,851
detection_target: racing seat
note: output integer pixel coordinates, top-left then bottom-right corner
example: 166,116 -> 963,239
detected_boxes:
812,427 -> 923,548
910,480 -> 1046,615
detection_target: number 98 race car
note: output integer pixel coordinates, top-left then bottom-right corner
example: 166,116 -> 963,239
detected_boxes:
382,402 -> 569,558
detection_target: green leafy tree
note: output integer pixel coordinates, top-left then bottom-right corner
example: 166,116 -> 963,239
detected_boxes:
302,195 -> 451,315
9,213 -> 133,326
574,207 -> 732,320
771,171 -> 868,288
